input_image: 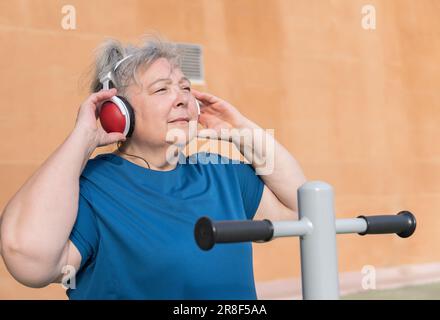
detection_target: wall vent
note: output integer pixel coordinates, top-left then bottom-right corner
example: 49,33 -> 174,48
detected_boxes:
176,43 -> 204,85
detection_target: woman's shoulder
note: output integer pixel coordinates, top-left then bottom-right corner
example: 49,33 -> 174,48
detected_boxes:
87,152 -> 114,166
81,153 -> 118,177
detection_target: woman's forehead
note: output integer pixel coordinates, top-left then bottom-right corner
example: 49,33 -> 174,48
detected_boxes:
141,58 -> 185,85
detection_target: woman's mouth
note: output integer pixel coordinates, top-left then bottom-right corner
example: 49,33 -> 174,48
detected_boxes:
168,117 -> 190,124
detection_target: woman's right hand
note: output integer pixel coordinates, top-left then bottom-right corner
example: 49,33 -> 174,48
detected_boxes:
74,88 -> 127,148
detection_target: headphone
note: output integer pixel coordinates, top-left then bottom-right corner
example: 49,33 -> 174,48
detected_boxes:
98,55 -> 201,138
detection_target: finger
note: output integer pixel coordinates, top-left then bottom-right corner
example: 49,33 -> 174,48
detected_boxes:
106,132 -> 126,144
191,89 -> 220,104
192,89 -> 216,102
88,88 -> 117,105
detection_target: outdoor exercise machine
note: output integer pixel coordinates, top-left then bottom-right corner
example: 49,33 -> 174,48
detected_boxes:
194,181 -> 416,300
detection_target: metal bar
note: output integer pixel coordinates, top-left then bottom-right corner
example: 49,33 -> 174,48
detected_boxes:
298,181 -> 340,300
271,218 -> 367,239
272,219 -> 312,238
335,218 -> 368,234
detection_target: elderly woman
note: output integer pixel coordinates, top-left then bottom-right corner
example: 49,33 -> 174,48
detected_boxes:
0,37 -> 306,299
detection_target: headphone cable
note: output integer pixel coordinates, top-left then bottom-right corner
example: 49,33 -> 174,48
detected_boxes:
116,141 -> 151,169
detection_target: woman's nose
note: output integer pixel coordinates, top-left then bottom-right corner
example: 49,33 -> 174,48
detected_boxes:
172,89 -> 190,108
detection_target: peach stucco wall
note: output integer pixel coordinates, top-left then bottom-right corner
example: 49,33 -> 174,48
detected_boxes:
1,0 -> 439,298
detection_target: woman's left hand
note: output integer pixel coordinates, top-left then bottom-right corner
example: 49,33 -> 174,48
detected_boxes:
192,89 -> 248,140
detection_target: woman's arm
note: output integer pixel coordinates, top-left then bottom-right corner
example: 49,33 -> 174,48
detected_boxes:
192,89 -> 306,220
0,128 -> 95,287
0,89 -> 125,287
232,118 -> 306,220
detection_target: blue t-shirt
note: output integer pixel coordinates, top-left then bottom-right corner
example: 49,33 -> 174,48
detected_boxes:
67,151 -> 264,300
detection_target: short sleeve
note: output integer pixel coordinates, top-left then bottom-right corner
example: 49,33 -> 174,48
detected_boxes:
234,162 -> 265,220
69,183 -> 99,271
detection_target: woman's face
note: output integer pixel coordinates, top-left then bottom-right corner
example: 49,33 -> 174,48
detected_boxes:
126,57 -> 199,148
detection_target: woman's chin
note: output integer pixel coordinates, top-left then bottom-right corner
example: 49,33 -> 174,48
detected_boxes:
165,121 -> 198,146
165,132 -> 189,146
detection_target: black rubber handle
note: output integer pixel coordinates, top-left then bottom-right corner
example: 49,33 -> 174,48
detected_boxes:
357,211 -> 416,238
194,217 -> 274,251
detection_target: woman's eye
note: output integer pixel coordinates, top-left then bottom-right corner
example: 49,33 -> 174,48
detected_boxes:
154,88 -> 166,93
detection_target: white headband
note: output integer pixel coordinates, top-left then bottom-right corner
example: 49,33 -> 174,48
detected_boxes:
113,54 -> 133,71
100,55 -> 133,90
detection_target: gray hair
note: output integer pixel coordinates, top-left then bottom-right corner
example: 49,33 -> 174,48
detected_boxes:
90,36 -> 182,96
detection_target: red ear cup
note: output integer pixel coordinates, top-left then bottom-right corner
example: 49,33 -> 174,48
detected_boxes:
99,96 -> 135,137
100,101 -> 127,134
